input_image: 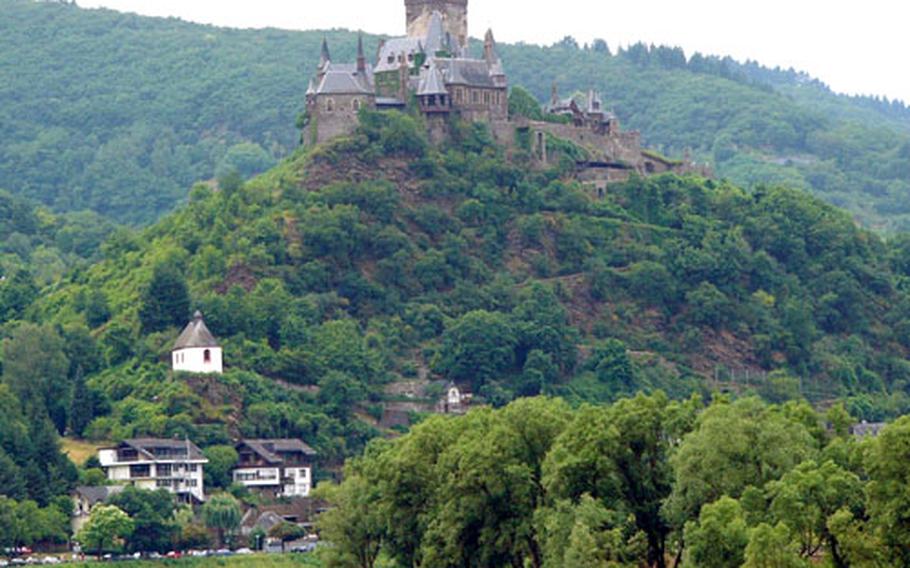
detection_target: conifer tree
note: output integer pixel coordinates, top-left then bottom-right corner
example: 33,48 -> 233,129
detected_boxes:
68,367 -> 93,438
139,262 -> 190,333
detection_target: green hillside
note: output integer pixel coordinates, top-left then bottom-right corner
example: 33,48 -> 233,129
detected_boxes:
5,111 -> 909,467
1,0 -> 909,228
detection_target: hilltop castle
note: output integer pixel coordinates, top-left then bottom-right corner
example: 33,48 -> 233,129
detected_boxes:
302,0 -> 707,185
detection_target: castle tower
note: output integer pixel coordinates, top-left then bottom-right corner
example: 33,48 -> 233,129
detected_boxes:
405,0 -> 468,50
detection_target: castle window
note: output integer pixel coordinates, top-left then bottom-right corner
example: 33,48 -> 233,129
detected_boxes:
388,55 -> 395,64
353,99 -> 361,111
326,99 -> 334,112
484,91 -> 490,104
472,90 -> 479,104
408,53 -> 414,62
204,349 -> 212,363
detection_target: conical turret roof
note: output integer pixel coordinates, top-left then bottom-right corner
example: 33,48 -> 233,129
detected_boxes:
173,311 -> 219,350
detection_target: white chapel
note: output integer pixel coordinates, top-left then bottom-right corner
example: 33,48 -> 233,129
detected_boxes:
172,311 -> 223,374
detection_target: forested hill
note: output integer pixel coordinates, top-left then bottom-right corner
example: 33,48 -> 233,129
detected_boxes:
2,0 -> 910,228
9,111 -> 910,474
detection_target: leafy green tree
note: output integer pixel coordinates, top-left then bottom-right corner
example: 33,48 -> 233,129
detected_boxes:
202,493 -> 241,548
2,323 -> 69,425
203,445 -> 239,489
683,496 -> 749,568
766,460 -> 862,564
269,521 -> 307,552
316,474 -> 384,568
0,270 -> 38,323
109,487 -> 177,553
742,523 -> 806,568
77,504 -> 134,558
866,416 -> 910,565
139,261 -> 190,333
438,310 -> 517,390
664,398 -> 815,532
508,86 -> 544,120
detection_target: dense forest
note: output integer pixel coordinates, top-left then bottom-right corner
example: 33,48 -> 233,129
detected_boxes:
4,109 -> 910,468
317,394 -> 909,567
1,0 -> 910,229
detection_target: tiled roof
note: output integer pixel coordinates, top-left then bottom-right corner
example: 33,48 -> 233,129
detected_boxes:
75,485 -> 124,506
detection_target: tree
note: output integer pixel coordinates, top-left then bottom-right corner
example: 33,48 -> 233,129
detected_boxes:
77,504 -> 134,558
683,497 -> 749,568
138,261 -> 190,333
108,487 -> 177,553
2,323 -> 69,426
437,310 -> 517,390
68,367 -> 94,438
202,494 -> 241,548
664,398 -> 816,535
269,521 -> 307,552
316,475 -> 384,568
766,460 -> 862,564
742,523 -> 805,568
203,445 -> 239,490
866,416 -> 910,565
508,86 -> 544,121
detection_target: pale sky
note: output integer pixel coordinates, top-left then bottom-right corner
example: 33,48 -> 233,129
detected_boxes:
78,0 -> 910,104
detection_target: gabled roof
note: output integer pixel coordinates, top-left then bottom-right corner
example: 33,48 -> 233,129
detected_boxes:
74,485 -> 124,506
174,311 -> 219,350
238,439 -> 317,464
315,63 -> 374,95
118,438 -> 207,461
375,37 -> 424,73
435,57 -> 500,89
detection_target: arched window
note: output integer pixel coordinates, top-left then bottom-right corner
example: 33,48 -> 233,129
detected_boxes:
353,99 -> 361,111
326,98 -> 334,112
204,349 -> 212,364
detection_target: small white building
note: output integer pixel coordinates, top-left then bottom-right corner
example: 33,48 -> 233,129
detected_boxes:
72,485 -> 124,535
232,439 -> 317,498
172,311 -> 223,374
98,438 -> 208,503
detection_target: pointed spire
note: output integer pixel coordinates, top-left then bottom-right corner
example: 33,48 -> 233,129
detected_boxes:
484,28 -> 496,62
551,82 -> 559,107
319,36 -> 331,70
356,33 -> 366,74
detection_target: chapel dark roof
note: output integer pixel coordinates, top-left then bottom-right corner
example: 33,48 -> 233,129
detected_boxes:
315,63 -> 374,95
173,311 -> 219,350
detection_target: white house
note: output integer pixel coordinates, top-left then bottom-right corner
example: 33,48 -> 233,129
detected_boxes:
98,438 -> 208,503
172,311 -> 223,374
232,439 -> 317,498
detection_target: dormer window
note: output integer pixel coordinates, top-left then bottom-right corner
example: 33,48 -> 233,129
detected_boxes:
388,55 -> 395,64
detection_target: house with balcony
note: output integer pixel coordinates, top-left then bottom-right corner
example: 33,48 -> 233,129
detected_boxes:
98,438 -> 208,503
232,439 -> 316,498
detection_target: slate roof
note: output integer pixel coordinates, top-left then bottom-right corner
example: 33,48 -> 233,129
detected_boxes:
424,11 -> 447,54
315,63 -> 374,95
239,439 -> 317,464
375,37 -> 424,73
174,311 -> 219,350
418,62 -> 448,96
119,438 -> 207,461
435,57 -> 499,88
74,485 -> 124,506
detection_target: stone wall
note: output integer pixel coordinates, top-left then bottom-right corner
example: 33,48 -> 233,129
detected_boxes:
308,94 -> 373,146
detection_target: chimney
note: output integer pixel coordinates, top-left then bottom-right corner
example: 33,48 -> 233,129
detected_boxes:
356,33 -> 366,74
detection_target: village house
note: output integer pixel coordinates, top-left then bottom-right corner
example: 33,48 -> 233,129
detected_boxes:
172,311 -> 223,374
98,438 -> 208,503
71,485 -> 124,535
232,439 -> 317,498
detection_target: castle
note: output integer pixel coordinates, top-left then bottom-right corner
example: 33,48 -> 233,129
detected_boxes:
303,0 -> 707,185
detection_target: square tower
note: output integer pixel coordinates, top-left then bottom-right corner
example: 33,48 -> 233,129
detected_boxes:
405,0 -> 468,49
